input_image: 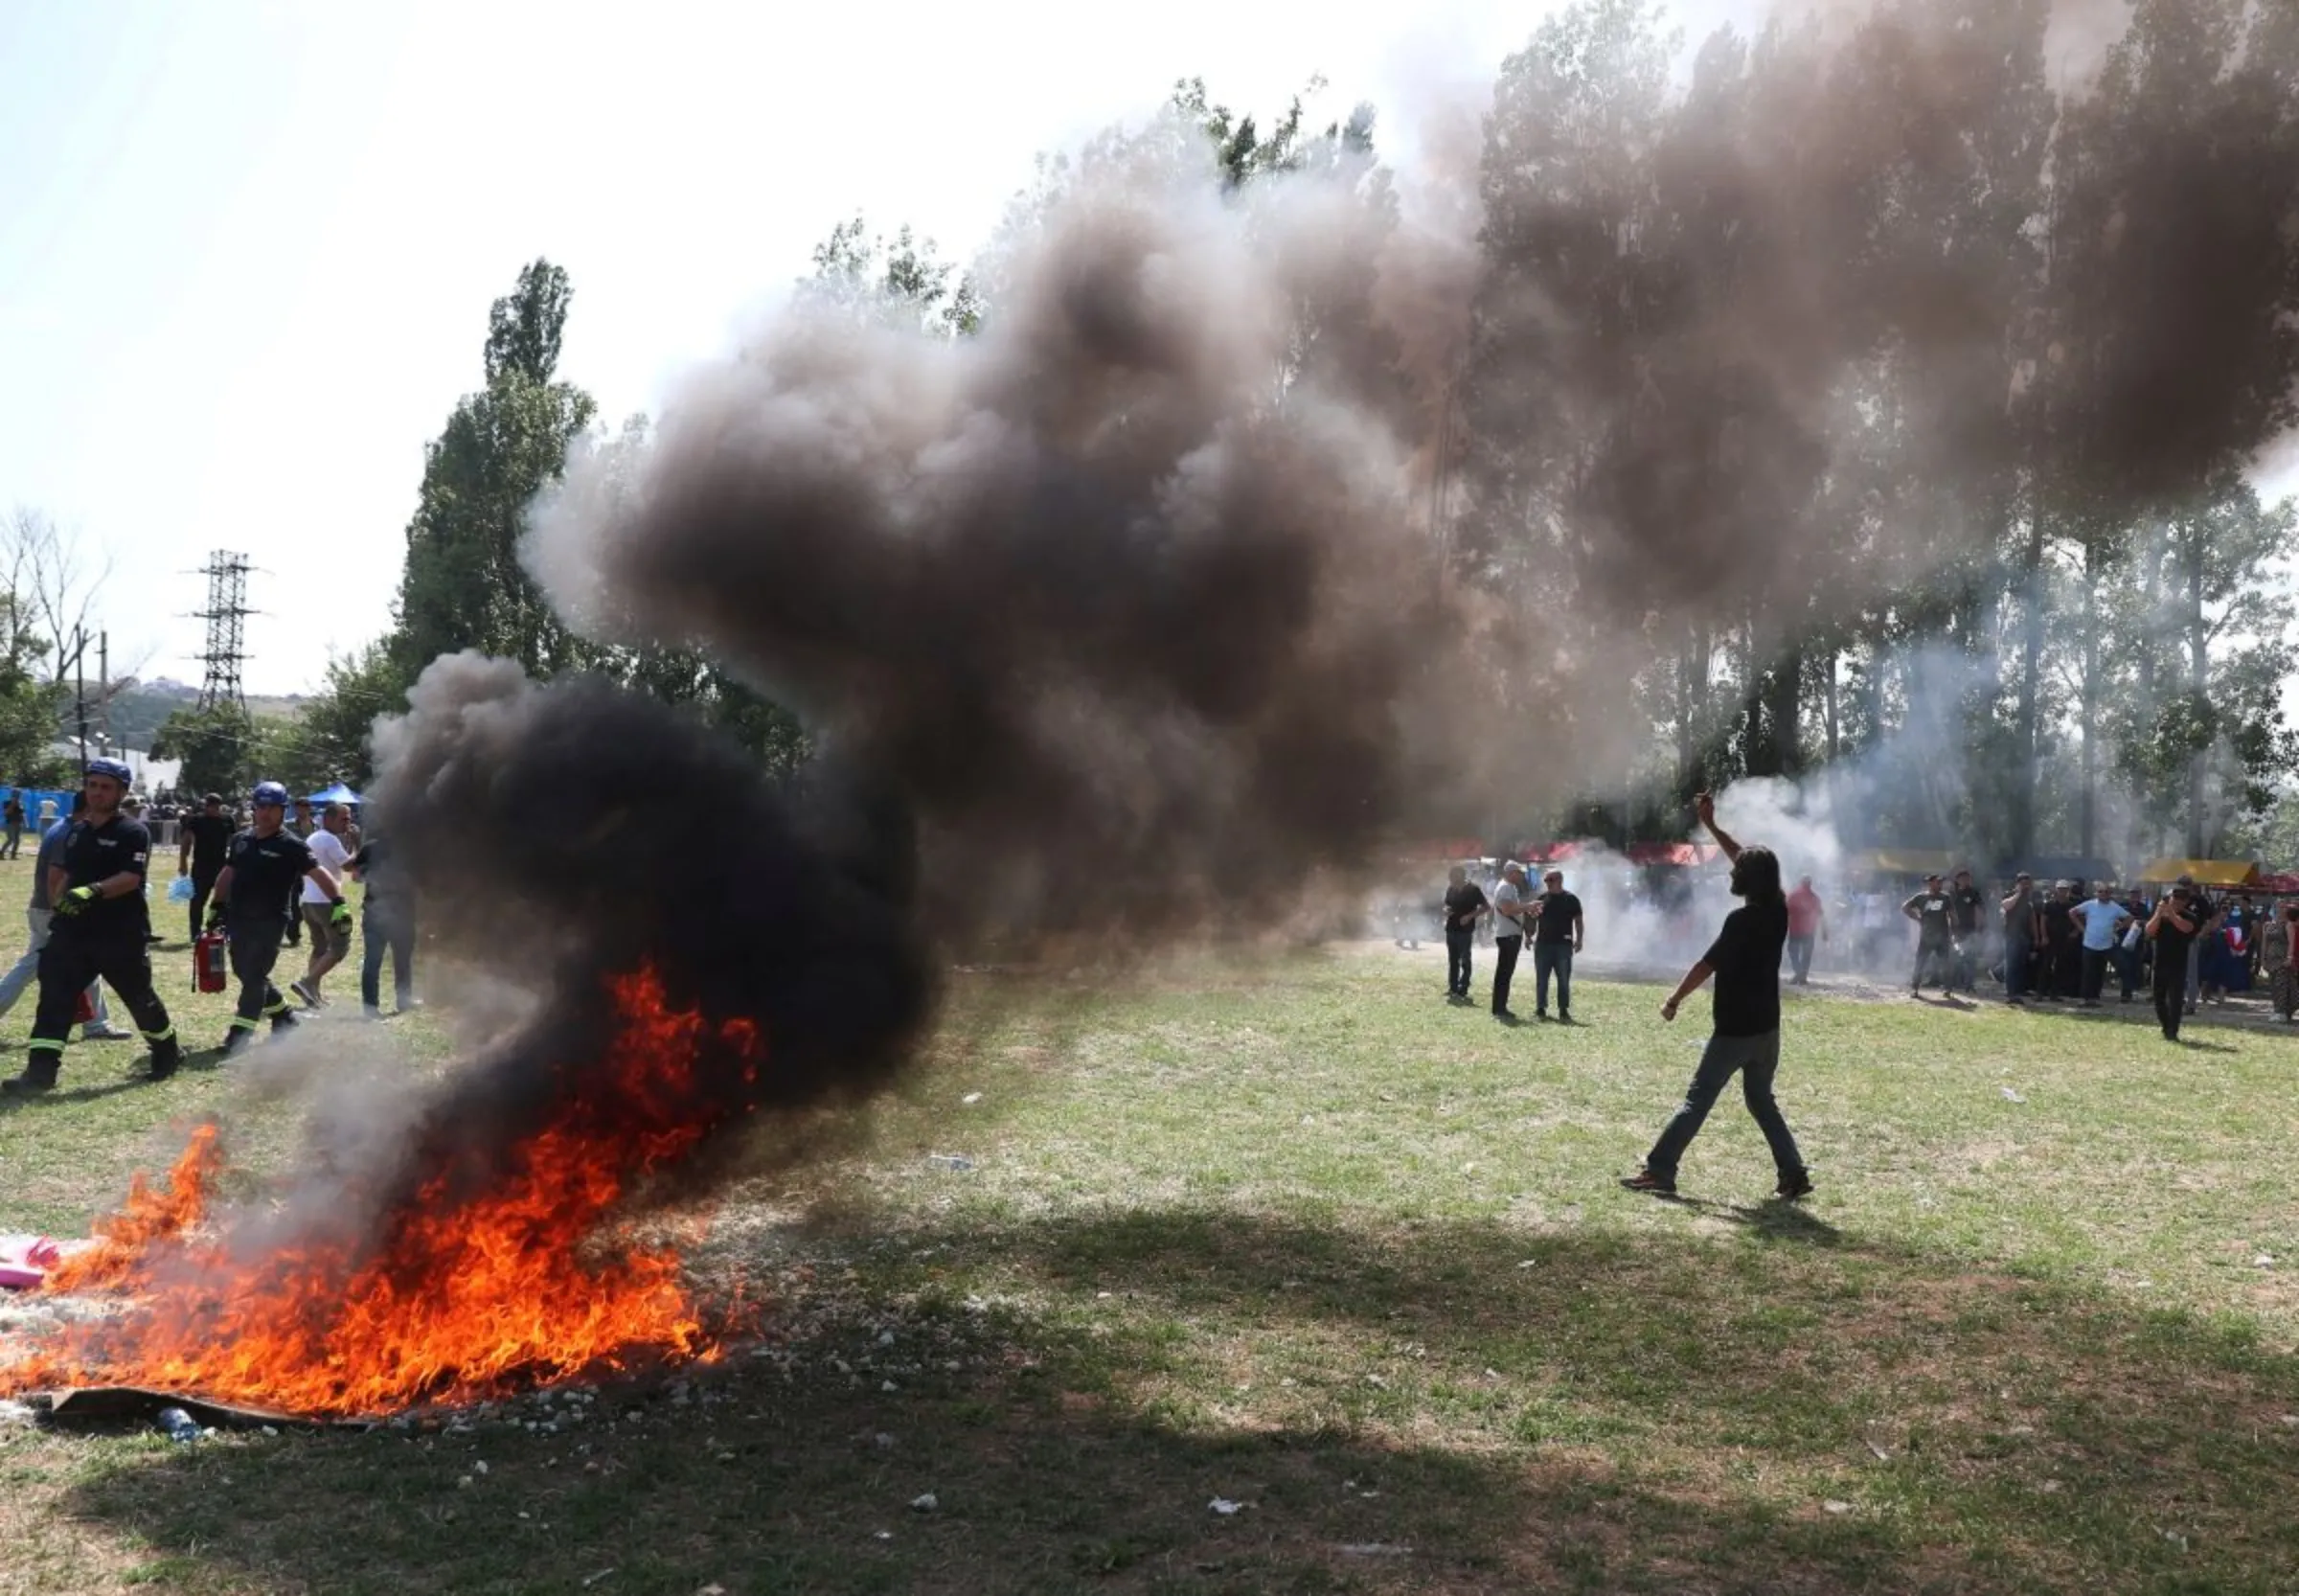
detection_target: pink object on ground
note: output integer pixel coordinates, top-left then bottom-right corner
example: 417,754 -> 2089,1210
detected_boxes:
0,1235 -> 67,1289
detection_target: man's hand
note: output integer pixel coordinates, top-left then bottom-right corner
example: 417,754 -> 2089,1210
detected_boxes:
54,885 -> 100,917
204,903 -> 227,932
1694,792 -> 1716,829
1660,995 -> 1680,1023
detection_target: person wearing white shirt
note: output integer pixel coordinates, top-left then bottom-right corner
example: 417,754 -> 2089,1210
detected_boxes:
2070,882 -> 2134,1006
293,803 -> 357,1007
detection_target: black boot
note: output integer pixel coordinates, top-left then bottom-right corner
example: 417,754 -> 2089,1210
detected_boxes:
3,1059 -> 59,1094
145,1039 -> 182,1082
219,1028 -> 253,1060
271,1010 -> 300,1037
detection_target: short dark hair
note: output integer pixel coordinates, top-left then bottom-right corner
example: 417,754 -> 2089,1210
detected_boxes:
1730,844 -> 1784,904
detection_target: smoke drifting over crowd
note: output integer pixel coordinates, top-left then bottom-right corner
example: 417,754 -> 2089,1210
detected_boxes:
8,0 -> 2297,1417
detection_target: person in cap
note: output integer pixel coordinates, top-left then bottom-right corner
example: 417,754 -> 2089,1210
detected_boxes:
1901,873 -> 1955,997
1440,864 -> 1488,1002
2145,876 -> 2203,1041
1947,868 -> 1985,992
205,781 -> 350,1057
1490,861 -> 1532,1022
4,760 -> 180,1091
1625,792 -> 1810,1200
1531,868 -> 1584,1022
1999,872 -> 2039,1002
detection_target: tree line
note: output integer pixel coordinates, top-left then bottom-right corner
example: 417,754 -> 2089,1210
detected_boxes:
162,0 -> 2299,867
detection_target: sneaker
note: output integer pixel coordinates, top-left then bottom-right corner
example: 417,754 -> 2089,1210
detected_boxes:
1621,1170 -> 1676,1196
1774,1171 -> 1814,1201
363,1005 -> 386,1020
1493,1009 -> 1519,1024
289,978 -> 319,1009
1534,1009 -> 1549,1020
1559,1010 -> 1573,1024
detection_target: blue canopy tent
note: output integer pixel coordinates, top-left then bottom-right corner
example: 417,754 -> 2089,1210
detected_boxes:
307,783 -> 363,806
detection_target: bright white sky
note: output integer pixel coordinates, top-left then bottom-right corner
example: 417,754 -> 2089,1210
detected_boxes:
0,1 -> 1796,700
7,0 -> 2284,707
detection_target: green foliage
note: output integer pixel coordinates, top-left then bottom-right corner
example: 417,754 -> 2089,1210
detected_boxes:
392,260 -> 600,681
148,703 -> 255,797
799,217 -> 981,338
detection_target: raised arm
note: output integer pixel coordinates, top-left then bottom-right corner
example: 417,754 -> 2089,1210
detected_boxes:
1693,792 -> 1741,862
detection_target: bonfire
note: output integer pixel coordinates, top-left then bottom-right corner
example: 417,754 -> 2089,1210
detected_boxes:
0,967 -> 753,1420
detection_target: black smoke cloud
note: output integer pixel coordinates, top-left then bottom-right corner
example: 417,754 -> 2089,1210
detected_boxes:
359,0 -> 2299,1172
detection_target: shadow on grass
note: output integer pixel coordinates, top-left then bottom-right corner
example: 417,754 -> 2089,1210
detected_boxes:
48,1210 -> 2299,1596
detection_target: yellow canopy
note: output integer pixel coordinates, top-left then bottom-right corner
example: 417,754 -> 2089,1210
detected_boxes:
2138,857 -> 2260,887
1848,848 -> 1961,877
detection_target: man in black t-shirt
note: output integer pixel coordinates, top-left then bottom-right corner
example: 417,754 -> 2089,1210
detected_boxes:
5,759 -> 182,1093
1440,865 -> 1488,1002
176,792 -> 237,945
1901,874 -> 1955,996
207,781 -> 349,1057
1624,792 -> 1810,1201
1532,870 -> 1585,1022
2146,878 -> 2202,1041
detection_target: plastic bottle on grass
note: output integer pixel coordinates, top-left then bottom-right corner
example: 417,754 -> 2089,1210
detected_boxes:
155,1407 -> 202,1443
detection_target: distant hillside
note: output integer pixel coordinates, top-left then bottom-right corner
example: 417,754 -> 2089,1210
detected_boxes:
59,680 -> 307,752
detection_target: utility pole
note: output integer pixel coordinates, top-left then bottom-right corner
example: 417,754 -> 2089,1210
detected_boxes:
68,626 -> 87,768
97,630 -> 109,754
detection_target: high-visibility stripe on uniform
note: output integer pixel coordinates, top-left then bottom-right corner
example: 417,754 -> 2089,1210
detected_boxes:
25,1038 -> 62,1055
228,1015 -> 260,1032
140,1025 -> 175,1043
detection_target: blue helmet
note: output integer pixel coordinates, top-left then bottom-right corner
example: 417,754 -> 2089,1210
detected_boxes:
251,781 -> 290,809
84,757 -> 133,787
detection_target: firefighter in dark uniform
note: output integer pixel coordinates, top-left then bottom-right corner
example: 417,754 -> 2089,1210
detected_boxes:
4,759 -> 181,1093
206,781 -> 350,1056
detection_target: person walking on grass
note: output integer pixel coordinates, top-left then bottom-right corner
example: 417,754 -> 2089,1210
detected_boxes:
290,802 -> 355,1007
1785,876 -> 1825,985
2,791 -> 23,860
1490,860 -> 1531,1023
208,782 -> 349,1057
0,792 -> 127,1038
1532,868 -> 1584,1022
1623,792 -> 1810,1201
2146,879 -> 2202,1042
1441,864 -> 1488,1003
3,760 -> 181,1093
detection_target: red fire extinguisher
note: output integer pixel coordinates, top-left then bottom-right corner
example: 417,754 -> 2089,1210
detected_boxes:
193,929 -> 229,994
72,988 -> 95,1025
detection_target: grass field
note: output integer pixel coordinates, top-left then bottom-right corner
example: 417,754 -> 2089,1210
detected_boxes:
0,857 -> 2294,1595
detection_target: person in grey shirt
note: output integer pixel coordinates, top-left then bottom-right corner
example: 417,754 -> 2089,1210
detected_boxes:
0,795 -> 123,1036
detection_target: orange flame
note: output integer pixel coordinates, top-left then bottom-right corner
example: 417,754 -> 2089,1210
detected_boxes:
0,967 -> 758,1418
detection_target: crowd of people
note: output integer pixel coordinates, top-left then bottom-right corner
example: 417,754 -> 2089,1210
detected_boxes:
0,766 -> 419,1094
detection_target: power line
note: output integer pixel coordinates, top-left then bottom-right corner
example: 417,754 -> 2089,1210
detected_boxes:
192,552 -> 254,717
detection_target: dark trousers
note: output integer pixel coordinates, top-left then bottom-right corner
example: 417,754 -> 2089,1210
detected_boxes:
2080,946 -> 2130,1002
2153,957 -> 2184,1039
1445,929 -> 1473,997
360,900 -> 415,1011
187,870 -> 220,945
2005,938 -> 2033,999
2,824 -> 19,858
1644,1029 -> 1804,1180
1491,935 -> 1522,1015
26,925 -> 174,1080
1786,934 -> 1814,984
2045,937 -> 2080,997
1912,938 -> 1952,991
228,917 -> 292,1032
1534,942 -> 1573,1015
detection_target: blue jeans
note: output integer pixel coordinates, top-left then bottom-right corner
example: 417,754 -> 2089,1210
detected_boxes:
1644,1029 -> 1804,1180
359,899 -> 415,1012
1534,942 -> 1574,1014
